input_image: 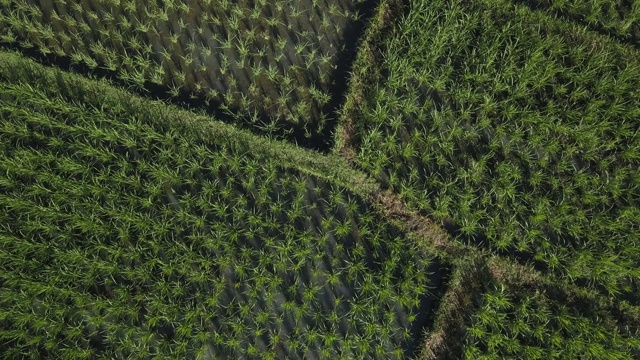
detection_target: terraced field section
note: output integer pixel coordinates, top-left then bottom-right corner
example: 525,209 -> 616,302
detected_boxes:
0,51 -> 444,359
0,0 -> 371,146
339,0 -> 640,303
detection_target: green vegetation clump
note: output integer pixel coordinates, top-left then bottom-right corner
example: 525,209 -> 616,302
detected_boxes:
347,0 -> 640,298
0,51 -> 435,359
463,283 -> 640,359
0,0 -> 366,137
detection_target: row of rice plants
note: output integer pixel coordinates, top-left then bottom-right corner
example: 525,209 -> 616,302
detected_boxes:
0,60 -> 438,359
344,0 -> 640,299
462,282 -> 640,359
0,0 -> 366,139
512,0 -> 640,45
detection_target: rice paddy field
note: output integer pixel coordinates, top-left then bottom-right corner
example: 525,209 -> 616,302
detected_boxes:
1,0 -> 639,359
339,0 -> 640,306
0,0 -> 370,147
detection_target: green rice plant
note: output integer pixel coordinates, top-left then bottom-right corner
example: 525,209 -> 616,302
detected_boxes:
116,14 -> 132,30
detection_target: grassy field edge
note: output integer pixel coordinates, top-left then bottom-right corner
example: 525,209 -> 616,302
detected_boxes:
333,0 -> 407,161
417,255 -> 490,359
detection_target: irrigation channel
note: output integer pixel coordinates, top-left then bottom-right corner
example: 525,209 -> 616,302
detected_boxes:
0,0 -> 380,153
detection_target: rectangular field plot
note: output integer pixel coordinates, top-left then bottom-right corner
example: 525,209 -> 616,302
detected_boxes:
0,52 -> 442,359
462,282 -> 640,359
344,0 -> 640,300
0,0 -> 370,144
